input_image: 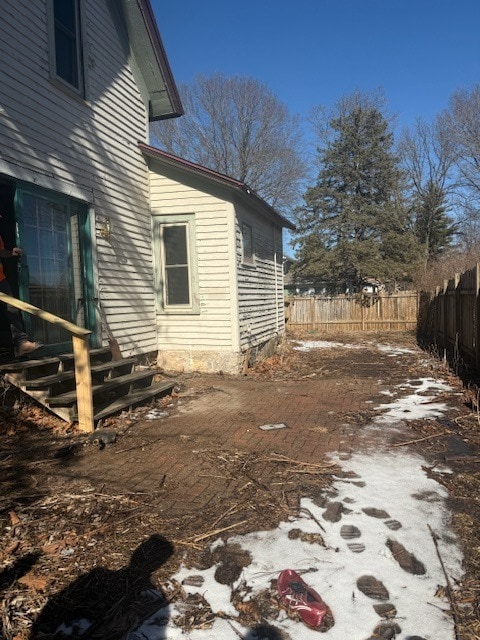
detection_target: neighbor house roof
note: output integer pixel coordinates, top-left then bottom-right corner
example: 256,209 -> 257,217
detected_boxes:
139,143 -> 296,230
120,0 -> 183,120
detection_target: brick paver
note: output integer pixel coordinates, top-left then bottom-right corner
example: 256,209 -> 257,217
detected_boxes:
60,369 -> 385,515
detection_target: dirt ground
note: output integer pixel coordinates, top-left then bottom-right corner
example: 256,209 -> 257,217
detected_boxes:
0,330 -> 479,640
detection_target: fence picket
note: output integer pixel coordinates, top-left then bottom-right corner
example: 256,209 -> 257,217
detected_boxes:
285,292 -> 419,332
418,262 -> 480,371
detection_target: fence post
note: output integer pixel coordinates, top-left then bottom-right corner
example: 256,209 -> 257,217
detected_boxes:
444,279 -> 450,356
433,286 -> 439,345
476,264 -> 480,370
454,273 -> 461,365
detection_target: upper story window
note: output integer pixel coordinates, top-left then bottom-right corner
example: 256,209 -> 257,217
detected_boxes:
242,222 -> 254,264
49,0 -> 85,95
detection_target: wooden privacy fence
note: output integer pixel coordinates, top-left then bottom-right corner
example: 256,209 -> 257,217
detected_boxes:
285,291 -> 419,332
418,263 -> 480,369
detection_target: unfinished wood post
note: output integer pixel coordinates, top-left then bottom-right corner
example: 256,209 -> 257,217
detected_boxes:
72,335 -> 94,433
476,264 -> 480,370
443,279 -> 449,356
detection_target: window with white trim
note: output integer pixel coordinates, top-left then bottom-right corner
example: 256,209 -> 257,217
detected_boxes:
155,215 -> 199,314
49,0 -> 85,95
163,224 -> 190,305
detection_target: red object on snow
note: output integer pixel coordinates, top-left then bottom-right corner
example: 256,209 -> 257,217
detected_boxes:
277,569 -> 328,629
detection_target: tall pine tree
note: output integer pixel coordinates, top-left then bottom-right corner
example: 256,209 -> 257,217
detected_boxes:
293,93 -> 420,291
399,118 -> 455,271
414,180 -> 455,270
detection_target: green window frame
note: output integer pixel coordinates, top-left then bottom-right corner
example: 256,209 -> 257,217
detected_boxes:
154,214 -> 199,314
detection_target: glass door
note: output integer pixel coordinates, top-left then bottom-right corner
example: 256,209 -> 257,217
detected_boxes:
15,186 -> 95,353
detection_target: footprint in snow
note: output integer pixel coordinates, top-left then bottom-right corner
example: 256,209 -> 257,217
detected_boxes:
384,519 -> 402,530
386,539 -> 426,575
362,507 -> 390,519
340,524 -> 366,553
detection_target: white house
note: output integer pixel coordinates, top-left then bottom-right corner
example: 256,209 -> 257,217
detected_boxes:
0,0 -> 182,357
0,0 -> 293,376
140,146 -> 294,373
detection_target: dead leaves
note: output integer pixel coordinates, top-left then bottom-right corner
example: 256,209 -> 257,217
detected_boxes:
40,531 -> 77,556
5,540 -> 20,555
9,511 -> 21,527
17,572 -> 50,592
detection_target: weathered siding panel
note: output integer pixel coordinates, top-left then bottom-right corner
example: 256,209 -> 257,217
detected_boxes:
0,0 -> 157,354
235,202 -> 285,350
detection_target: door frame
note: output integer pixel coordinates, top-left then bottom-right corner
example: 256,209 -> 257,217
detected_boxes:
14,182 -> 98,351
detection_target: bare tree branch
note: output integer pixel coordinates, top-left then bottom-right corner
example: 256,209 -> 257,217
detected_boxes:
151,74 -> 307,214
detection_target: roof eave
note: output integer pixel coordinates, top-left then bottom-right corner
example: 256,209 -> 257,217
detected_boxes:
139,143 -> 295,230
127,0 -> 183,120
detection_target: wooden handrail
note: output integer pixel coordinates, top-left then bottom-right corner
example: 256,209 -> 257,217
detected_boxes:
0,292 -> 94,433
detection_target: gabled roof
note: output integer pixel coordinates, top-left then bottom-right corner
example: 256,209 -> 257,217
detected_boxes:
139,143 -> 296,230
119,0 -> 183,120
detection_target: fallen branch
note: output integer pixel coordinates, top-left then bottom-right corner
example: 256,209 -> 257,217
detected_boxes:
226,620 -> 244,639
428,525 -> 460,640
179,519 -> 250,545
210,505 -> 241,529
280,468 -> 336,475
443,455 -> 480,463
391,431 -> 450,448
299,507 -> 326,533
265,454 -> 338,470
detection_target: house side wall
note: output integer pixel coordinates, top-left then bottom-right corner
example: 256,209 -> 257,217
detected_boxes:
235,202 -> 286,353
0,0 -> 157,354
149,172 -> 241,373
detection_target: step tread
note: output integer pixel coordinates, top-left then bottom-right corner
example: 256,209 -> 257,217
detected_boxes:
91,382 -> 175,422
0,347 -> 112,373
24,357 -> 138,389
47,370 -> 157,406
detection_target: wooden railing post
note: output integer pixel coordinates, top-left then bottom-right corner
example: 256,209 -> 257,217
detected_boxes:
0,292 -> 93,432
476,263 -> 480,370
72,335 -> 94,433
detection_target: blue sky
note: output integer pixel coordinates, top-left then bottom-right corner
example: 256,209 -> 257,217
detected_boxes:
153,0 -> 480,136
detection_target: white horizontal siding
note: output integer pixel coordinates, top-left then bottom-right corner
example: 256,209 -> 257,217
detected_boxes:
0,0 -> 158,354
149,173 -> 237,351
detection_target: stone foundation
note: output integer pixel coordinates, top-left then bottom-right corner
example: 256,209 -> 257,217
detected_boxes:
157,334 -> 285,375
156,349 -> 243,375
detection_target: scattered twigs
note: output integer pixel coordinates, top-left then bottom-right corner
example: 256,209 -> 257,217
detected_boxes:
264,453 -> 338,472
226,619 -> 244,638
428,525 -> 460,640
391,431 -> 451,448
299,506 -> 326,533
177,519 -> 250,546
210,505 -> 242,529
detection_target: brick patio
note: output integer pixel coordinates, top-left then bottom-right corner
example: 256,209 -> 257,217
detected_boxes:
65,365 -> 387,515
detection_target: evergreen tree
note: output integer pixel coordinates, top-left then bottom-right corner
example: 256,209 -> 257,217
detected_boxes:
414,180 -> 455,269
293,93 -> 419,291
399,118 -> 455,271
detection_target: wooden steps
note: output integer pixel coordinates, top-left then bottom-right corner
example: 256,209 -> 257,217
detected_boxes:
0,347 -> 174,426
